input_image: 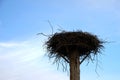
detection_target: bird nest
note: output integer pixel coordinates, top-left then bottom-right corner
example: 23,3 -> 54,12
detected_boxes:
45,31 -> 104,64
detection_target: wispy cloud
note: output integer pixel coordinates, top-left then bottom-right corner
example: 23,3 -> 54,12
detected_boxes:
0,42 -> 24,47
0,37 -> 69,80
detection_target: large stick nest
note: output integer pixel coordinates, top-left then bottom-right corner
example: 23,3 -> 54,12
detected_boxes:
45,31 -> 104,64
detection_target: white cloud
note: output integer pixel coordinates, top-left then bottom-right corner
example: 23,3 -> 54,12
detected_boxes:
0,42 -> 25,47
0,37 -> 69,80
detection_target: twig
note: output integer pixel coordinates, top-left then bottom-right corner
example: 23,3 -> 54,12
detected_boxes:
48,20 -> 54,35
37,33 -> 50,37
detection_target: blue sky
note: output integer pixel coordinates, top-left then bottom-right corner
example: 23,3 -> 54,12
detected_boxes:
0,0 -> 120,80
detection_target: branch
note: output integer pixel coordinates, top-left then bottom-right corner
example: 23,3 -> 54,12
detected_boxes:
61,55 -> 69,63
80,53 -> 90,65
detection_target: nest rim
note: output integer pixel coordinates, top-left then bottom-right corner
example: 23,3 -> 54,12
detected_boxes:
45,30 -> 105,63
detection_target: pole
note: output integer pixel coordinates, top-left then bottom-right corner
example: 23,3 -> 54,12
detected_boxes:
69,51 -> 80,80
